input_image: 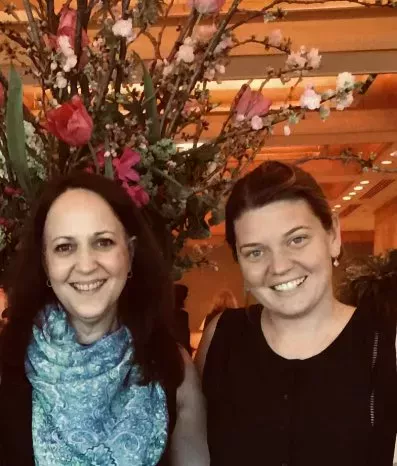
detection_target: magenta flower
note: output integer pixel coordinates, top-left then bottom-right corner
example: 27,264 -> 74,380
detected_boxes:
234,86 -> 272,120
113,148 -> 141,183
122,183 -> 150,208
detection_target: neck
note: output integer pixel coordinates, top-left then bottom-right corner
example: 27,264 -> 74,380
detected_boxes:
69,311 -> 119,345
261,292 -> 354,360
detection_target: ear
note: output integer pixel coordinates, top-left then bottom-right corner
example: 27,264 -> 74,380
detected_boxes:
328,214 -> 342,260
128,236 -> 137,265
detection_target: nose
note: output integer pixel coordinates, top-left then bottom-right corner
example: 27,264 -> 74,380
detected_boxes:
268,249 -> 293,276
75,247 -> 98,274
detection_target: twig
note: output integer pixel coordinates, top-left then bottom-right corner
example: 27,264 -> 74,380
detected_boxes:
22,0 -> 44,54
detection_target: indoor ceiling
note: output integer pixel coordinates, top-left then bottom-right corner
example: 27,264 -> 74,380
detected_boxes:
1,0 -> 397,236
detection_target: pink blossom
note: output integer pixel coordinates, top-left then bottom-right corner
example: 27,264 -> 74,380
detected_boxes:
193,24 -> 217,43
122,183 -> 150,208
113,148 -> 141,182
300,87 -> 321,110
251,115 -> 264,131
176,38 -> 195,63
235,86 -> 272,120
182,99 -> 203,117
190,0 -> 226,14
285,51 -> 306,69
268,29 -> 283,47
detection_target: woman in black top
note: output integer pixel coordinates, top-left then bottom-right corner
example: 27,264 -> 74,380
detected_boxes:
196,161 -> 396,466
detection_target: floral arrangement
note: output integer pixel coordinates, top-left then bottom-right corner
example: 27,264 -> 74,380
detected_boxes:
0,0 -> 394,281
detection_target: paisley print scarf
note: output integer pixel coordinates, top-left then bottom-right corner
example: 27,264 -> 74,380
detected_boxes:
25,304 -> 168,466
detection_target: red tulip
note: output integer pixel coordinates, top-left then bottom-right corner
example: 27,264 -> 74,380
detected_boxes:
190,0 -> 225,14
46,96 -> 93,146
234,86 -> 272,120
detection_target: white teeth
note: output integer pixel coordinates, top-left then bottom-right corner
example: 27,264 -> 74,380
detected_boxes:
72,280 -> 105,292
272,277 -> 306,292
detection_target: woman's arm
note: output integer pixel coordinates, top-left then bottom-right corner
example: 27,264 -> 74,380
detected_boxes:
170,349 -> 210,466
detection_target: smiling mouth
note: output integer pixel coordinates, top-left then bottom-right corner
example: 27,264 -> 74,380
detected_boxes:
270,276 -> 307,292
70,279 -> 107,293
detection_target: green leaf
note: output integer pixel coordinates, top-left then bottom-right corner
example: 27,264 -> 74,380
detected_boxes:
6,66 -> 31,197
104,156 -> 114,180
141,60 -> 160,144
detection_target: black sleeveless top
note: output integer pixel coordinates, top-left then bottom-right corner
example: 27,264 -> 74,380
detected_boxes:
203,305 -> 397,466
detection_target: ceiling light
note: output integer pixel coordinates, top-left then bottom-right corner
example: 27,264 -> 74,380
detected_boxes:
334,204 -> 341,209
360,180 -> 370,185
342,196 -> 351,201
354,186 -> 363,191
349,192 -> 356,196
381,160 -> 392,165
390,151 -> 397,157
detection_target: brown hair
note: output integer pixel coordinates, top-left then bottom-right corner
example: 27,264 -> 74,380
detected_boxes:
2,172 -> 184,391
225,161 -> 333,259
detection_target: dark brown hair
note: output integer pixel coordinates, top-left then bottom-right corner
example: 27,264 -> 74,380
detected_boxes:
225,161 -> 333,259
2,172 -> 184,391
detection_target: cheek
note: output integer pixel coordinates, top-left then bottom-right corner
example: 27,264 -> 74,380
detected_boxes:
105,248 -> 130,276
45,254 -> 72,282
239,259 -> 266,286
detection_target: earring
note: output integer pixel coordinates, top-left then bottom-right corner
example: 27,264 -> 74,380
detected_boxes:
333,257 -> 340,268
46,279 -> 52,288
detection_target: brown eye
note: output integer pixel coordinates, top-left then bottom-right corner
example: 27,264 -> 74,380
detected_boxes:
96,238 -> 114,249
54,243 -> 72,254
246,249 -> 263,260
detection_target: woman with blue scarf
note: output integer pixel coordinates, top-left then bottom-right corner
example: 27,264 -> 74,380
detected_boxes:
0,172 -> 209,466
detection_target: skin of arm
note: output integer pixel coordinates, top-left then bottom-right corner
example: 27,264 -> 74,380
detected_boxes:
170,348 -> 210,466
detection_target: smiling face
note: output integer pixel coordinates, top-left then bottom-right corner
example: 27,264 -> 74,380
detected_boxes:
43,188 -> 132,326
235,199 -> 341,319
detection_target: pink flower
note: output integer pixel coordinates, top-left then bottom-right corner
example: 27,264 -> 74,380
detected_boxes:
182,99 -> 203,117
190,0 -> 226,14
300,87 -> 321,110
57,7 -> 89,68
193,24 -> 217,43
46,96 -> 93,146
268,29 -> 283,47
250,115 -> 264,131
235,86 -> 272,120
122,183 -> 150,208
113,148 -> 141,183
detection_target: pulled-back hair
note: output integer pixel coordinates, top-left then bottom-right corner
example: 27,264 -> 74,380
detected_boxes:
2,172 -> 184,391
225,161 -> 333,259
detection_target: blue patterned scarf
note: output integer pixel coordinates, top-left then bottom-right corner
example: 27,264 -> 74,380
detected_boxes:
25,304 -> 168,466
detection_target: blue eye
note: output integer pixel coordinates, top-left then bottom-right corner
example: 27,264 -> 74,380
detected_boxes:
246,249 -> 263,260
290,236 -> 307,246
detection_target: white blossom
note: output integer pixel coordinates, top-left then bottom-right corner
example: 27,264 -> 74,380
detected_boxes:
336,91 -> 354,110
285,50 -> 306,69
307,48 -> 321,69
336,72 -> 355,91
55,73 -> 68,89
58,35 -> 75,57
112,18 -> 136,43
204,68 -> 216,81
268,29 -> 283,47
176,39 -> 195,63
215,63 -> 226,74
214,36 -> 234,55
283,125 -> 291,136
251,115 -> 264,130
300,87 -> 321,110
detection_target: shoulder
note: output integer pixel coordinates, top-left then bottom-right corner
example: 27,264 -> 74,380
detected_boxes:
195,308 -> 250,378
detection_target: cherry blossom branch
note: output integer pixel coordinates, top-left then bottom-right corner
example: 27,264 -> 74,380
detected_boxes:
294,153 -> 397,173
